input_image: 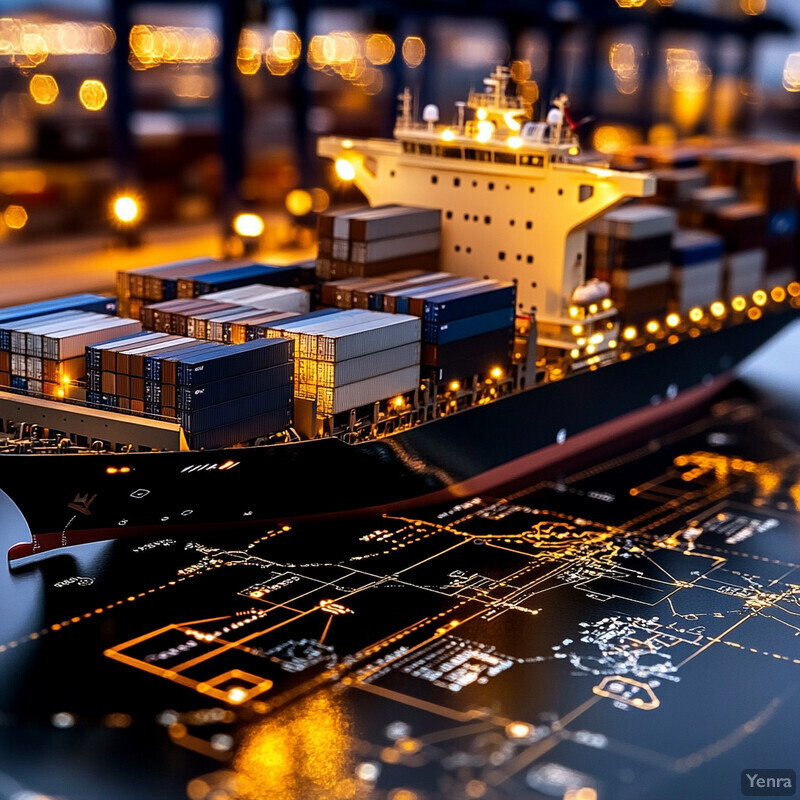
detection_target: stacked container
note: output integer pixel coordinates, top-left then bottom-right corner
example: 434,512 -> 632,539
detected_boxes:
141,285 -> 310,338
263,309 -> 421,416
116,257 -> 222,318
175,260 -> 316,298
740,154 -> 798,288
670,230 -> 725,312
317,205 -> 441,280
588,206 -> 676,323
0,311 -> 141,397
86,336 -> 294,448
713,204 -> 767,296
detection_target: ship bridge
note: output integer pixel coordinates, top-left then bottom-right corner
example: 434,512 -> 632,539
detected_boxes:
318,67 -> 655,320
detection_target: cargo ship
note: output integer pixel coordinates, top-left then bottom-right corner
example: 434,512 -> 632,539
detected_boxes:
2,66 -> 798,562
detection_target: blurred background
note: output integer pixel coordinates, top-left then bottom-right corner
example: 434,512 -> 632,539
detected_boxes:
0,0 -> 798,248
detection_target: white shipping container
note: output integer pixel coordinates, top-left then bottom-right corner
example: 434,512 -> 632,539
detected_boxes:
349,231 -> 441,264
316,364 -> 420,415
11,353 -> 26,376
43,318 -> 142,361
26,356 -> 42,381
200,284 -> 310,314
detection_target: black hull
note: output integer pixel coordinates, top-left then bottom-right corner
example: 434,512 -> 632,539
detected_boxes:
3,308 -> 798,561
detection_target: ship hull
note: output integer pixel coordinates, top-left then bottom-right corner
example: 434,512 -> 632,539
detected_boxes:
3,309 -> 797,561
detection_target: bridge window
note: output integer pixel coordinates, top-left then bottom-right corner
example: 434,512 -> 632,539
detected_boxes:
494,152 -> 516,165
419,144 -> 433,155
442,146 -> 462,159
579,184 -> 594,202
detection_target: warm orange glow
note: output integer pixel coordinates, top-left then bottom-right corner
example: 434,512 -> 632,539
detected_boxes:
79,79 -> 107,111
233,213 -> 265,237
285,189 -> 313,216
490,367 -> 503,379
752,290 -> 767,307
710,301 -> 726,318
29,74 -> 59,105
3,205 -> 28,230
401,36 -> 425,68
449,381 -> 460,392
234,690 -> 353,799
113,195 -> 139,224
106,467 -> 118,475
506,721 -> 532,738
771,286 -> 786,303
645,320 -> 659,334
731,296 -> 747,312
393,396 -> 404,408
623,326 -> 637,341
365,33 -> 394,65
334,158 -> 356,181
666,313 -> 681,328
689,307 -> 704,322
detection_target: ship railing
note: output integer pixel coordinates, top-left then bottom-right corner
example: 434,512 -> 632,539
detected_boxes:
467,90 -> 524,112
0,383 -> 179,426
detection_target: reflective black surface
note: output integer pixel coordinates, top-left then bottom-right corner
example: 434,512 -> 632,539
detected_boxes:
1,321 -> 799,800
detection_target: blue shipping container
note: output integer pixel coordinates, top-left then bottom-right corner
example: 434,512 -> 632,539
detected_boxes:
176,339 -> 293,387
177,362 -> 294,410
423,283 -> 516,324
180,385 -> 292,432
187,407 -> 292,450
423,308 -> 515,345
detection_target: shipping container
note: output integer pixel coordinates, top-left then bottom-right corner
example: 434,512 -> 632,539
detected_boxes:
422,282 -> 515,323
2,310 -> 89,353
179,261 -> 315,297
588,234 -> 673,272
42,318 -> 142,361
421,327 -> 514,367
610,263 -> 672,291
0,294 -> 117,329
199,284 -> 310,314
227,311 -> 298,344
87,331 -> 169,372
317,364 -> 419,415
653,169 -> 708,206
591,205 -> 677,240
180,385 -> 292,432
300,341 -> 420,390
424,307 -> 515,345
348,206 -> 441,241
671,230 -> 724,267
176,338 -> 293,387
387,277 -> 477,314
177,362 -> 294,411
186,407 -> 292,450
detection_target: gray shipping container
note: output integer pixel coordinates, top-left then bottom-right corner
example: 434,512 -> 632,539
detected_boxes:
314,341 -> 420,387
348,205 -> 441,242
591,205 -> 677,241
331,204 -> 399,239
316,314 -> 421,362
3,310 -> 86,354
349,231 -> 442,264
317,364 -> 420,415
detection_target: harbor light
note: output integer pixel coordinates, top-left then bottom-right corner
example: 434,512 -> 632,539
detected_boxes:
505,722 -> 532,739
731,295 -> 747,311
507,135 -> 523,149
335,158 -> 356,181
233,212 -> 264,238
285,189 -> 313,216
752,290 -> 767,307
113,195 -> 139,224
710,301 -> 725,318
666,313 -> 680,328
688,307 -> 704,322
623,326 -> 637,341
571,324 -> 583,335
449,380 -> 460,392
570,348 -> 580,359
393,396 -> 404,408
490,367 -> 503,379
771,286 -> 786,303
441,128 -> 455,142
602,298 -> 613,310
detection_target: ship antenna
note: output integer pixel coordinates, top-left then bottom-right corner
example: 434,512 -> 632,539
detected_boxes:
455,101 -> 465,134
397,87 -> 412,130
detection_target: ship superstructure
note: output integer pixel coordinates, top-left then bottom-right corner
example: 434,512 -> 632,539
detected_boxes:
318,66 -> 655,345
